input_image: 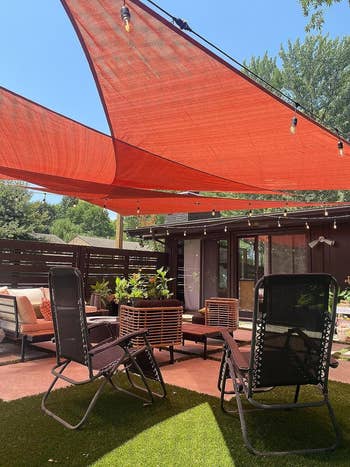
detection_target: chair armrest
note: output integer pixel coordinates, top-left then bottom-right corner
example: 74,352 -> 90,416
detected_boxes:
222,329 -> 250,371
88,328 -> 149,356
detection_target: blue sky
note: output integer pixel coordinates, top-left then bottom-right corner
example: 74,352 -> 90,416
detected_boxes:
1,0 -> 349,208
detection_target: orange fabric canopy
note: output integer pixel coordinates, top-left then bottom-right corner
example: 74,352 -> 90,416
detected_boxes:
0,86 -> 272,193
61,0 -> 350,191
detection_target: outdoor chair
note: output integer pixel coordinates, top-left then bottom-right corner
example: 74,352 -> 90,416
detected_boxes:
218,273 -> 341,455
41,267 -> 166,430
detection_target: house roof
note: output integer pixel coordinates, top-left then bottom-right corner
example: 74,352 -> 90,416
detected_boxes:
31,233 -> 66,244
69,235 -> 151,251
127,206 -> 350,238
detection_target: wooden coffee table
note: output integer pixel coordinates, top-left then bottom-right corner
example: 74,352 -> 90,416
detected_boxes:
181,323 -> 226,359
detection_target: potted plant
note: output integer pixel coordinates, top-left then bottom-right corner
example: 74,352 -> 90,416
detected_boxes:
90,279 -> 112,309
114,276 -> 129,305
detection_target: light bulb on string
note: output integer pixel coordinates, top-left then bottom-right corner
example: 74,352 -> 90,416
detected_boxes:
247,218 -> 251,227
333,219 -> 337,230
283,208 -> 288,217
211,209 -> 216,216
120,4 -> 131,32
183,230 -> 187,237
324,207 -> 329,217
248,209 -> 253,217
277,218 -> 281,228
224,225 -> 228,233
290,116 -> 298,134
290,102 -> 299,134
305,221 -> 310,230
149,227 -> 152,234
166,229 -> 170,236
338,140 -> 344,157
136,206 -> 140,215
204,226 -> 207,236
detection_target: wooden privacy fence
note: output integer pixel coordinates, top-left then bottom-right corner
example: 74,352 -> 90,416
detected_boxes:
0,239 -> 168,298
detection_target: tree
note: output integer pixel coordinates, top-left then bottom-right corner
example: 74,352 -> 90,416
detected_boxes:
50,198 -> 115,241
241,34 -> 350,203
279,35 -> 350,135
50,218 -> 81,243
244,35 -> 350,136
0,181 -> 50,239
298,1 -> 349,31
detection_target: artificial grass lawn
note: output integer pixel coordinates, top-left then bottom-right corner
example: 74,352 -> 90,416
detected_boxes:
0,377 -> 350,467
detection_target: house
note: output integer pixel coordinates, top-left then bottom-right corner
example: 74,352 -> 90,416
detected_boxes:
127,206 -> 350,314
31,233 -> 66,244
69,235 -> 151,251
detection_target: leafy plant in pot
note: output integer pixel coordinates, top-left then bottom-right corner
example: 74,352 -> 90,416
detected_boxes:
90,279 -> 113,311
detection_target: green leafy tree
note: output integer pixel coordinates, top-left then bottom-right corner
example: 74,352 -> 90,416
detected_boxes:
29,200 -> 58,233
298,0 -> 349,31
242,35 -> 350,203
0,181 -> 50,239
279,35 -> 350,135
50,198 -> 114,241
50,218 -> 81,243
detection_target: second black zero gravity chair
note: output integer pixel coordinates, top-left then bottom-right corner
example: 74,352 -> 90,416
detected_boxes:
42,267 -> 166,429
218,273 -> 341,455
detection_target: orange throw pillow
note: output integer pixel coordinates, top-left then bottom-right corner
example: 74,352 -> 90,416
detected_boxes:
40,298 -> 52,321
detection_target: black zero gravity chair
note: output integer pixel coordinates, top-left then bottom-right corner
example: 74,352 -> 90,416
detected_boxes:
218,273 -> 341,456
41,267 -> 166,429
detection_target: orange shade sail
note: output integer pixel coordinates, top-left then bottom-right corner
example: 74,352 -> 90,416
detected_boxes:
61,0 -> 349,191
0,86 -> 273,194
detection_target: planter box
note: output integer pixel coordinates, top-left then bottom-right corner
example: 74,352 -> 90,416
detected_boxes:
119,303 -> 183,348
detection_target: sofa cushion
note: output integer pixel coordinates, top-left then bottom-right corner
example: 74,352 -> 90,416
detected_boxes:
8,288 -> 46,318
20,319 -> 54,333
0,287 -> 9,295
15,296 -> 37,324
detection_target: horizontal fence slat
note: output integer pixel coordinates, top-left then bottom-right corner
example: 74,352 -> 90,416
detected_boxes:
0,239 -> 168,298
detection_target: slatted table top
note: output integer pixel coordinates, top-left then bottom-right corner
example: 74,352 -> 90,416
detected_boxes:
182,323 -> 226,338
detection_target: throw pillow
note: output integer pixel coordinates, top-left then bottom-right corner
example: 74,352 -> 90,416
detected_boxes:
40,298 -> 52,321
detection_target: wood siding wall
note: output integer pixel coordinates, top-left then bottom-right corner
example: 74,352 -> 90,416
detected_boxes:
0,239 -> 168,298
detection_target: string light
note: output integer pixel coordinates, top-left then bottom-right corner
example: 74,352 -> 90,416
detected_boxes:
183,230 -> 187,237
224,225 -> 228,233
212,209 -> 216,216
136,206 -> 140,215
324,206 -> 329,217
283,208 -> 288,217
338,140 -> 344,157
333,219 -> 337,230
149,227 -> 152,234
120,3 -> 131,32
277,218 -> 281,228
204,226 -> 207,236
290,116 -> 298,134
247,218 -> 252,227
248,209 -> 253,217
166,229 -> 170,236
305,221 -> 310,230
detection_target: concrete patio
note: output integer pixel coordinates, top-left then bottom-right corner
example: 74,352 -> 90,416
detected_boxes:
1,334 -> 350,402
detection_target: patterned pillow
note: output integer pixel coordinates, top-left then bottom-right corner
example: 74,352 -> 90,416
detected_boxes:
40,298 -> 52,321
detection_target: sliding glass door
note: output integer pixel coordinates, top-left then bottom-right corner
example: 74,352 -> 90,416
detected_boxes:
238,234 -> 307,316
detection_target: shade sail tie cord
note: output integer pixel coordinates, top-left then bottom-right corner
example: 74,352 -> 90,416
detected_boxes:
143,0 -> 348,142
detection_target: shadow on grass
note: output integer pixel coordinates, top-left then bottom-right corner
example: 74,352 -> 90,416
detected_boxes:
0,377 -> 350,466
212,380 -> 350,467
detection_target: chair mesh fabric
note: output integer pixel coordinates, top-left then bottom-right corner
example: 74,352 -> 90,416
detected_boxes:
251,274 -> 336,389
49,268 -> 89,365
